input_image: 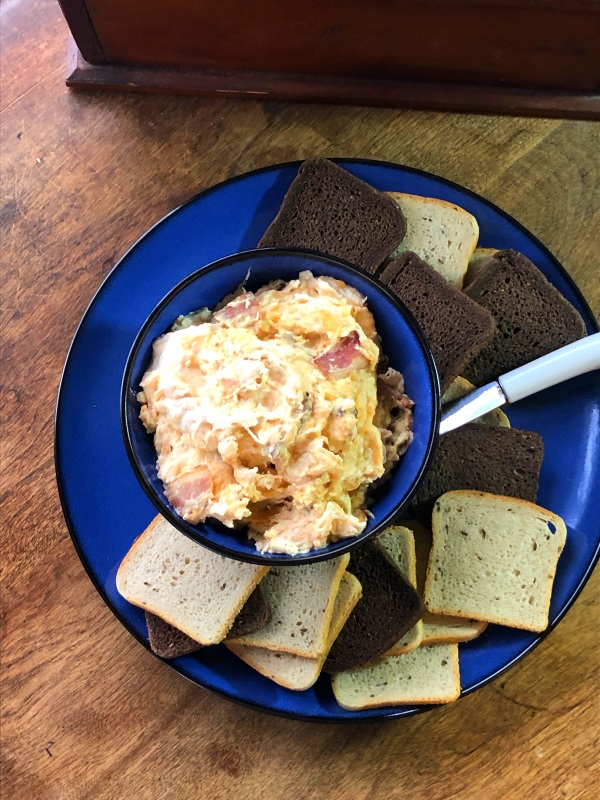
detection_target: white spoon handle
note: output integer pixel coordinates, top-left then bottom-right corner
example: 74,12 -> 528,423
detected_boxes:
498,332 -> 600,403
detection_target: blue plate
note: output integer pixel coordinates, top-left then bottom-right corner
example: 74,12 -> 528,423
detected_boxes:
122,248 -> 440,565
55,159 -> 600,722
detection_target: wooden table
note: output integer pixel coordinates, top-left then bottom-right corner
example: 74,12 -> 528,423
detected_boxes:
2,2 -> 599,798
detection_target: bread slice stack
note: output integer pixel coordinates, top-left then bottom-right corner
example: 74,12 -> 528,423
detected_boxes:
116,516 -> 268,646
145,584 -> 271,659
323,541 -> 424,673
227,572 -> 362,691
332,485 -> 567,709
228,555 -> 350,658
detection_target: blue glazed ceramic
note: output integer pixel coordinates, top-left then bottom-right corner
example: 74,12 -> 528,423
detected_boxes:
121,248 -> 440,565
55,159 -> 600,722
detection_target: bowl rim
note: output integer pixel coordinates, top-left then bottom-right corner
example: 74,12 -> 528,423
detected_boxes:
120,246 -> 441,565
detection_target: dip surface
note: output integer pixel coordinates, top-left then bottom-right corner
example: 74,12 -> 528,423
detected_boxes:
139,271 -> 405,554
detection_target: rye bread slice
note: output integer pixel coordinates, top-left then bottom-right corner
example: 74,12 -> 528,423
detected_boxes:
146,612 -> 202,659
145,585 -> 271,658
379,251 -> 496,391
323,541 -> 424,674
258,158 -> 407,272
332,643 -> 461,709
463,249 -> 587,386
226,584 -> 272,640
424,491 -> 567,632
411,423 -> 544,524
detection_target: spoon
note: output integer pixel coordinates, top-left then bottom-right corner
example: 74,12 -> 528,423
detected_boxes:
440,332 -> 600,435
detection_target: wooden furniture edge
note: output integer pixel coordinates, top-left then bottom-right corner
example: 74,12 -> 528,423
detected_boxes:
65,39 -> 600,120
58,1 -> 105,63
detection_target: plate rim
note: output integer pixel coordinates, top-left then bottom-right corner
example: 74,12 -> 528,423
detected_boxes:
54,157 -> 600,723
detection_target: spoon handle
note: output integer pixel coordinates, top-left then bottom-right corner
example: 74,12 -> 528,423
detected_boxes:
498,332 -> 600,404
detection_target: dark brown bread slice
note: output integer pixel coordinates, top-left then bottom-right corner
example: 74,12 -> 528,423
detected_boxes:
146,612 -> 201,659
411,424 -> 544,524
463,249 -> 587,386
258,158 -> 407,272
379,252 -> 496,391
323,541 -> 424,674
226,584 -> 272,640
145,586 -> 271,659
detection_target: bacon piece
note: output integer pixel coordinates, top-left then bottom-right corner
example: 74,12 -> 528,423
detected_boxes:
314,331 -> 369,376
165,467 -> 211,516
213,292 -> 260,327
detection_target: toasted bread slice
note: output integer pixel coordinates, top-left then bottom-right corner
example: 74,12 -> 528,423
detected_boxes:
259,158 -> 407,271
332,644 -> 461,709
230,554 -> 349,658
116,517 -> 268,645
379,251 -> 496,391
425,491 -> 567,632
227,573 -> 362,691
386,192 -> 479,288
410,424 -> 543,524
403,519 -> 487,645
464,249 -> 587,386
377,526 -> 423,656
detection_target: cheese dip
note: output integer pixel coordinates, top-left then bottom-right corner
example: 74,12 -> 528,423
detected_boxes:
139,271 -> 412,554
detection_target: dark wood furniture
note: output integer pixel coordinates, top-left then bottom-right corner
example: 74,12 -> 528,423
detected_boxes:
59,0 -> 600,118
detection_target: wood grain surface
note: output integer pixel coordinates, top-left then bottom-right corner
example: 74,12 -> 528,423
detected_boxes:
1,2 -> 599,799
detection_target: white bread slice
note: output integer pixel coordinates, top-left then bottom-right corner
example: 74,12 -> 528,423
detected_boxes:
442,376 -> 510,428
116,516 -> 268,645
332,644 -> 460,709
425,491 -> 567,632
376,526 -> 423,655
465,247 -> 498,287
227,572 -> 362,690
230,554 -> 350,658
402,519 -> 486,644
386,192 -> 479,288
